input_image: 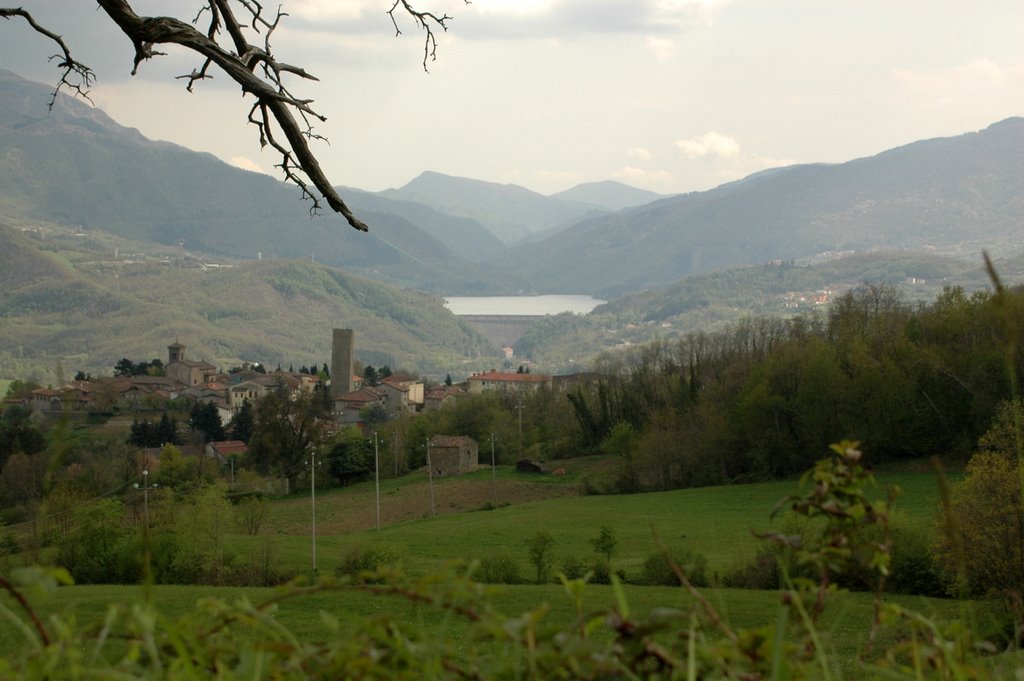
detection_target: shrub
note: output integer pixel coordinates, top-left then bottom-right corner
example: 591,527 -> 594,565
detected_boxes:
722,514 -> 810,589
887,524 -> 945,597
525,529 -> 556,584
337,543 -> 403,582
721,547 -> 783,590
637,546 -> 708,587
559,554 -> 587,580
477,553 -> 522,584
589,559 -> 611,584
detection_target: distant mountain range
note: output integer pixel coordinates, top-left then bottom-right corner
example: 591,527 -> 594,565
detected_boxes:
4,69 -> 1020,301
0,70 -> 660,292
2,68 -> 1024,379
495,118 -> 1024,297
380,171 -> 664,243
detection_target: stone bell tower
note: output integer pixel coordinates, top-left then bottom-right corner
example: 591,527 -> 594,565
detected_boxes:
330,329 -> 354,398
167,341 -> 186,365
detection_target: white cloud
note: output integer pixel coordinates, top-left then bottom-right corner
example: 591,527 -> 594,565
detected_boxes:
475,0 -> 555,17
626,147 -> 654,160
645,36 -> 677,61
652,0 -> 730,29
613,166 -> 674,186
674,132 -> 741,160
228,156 -> 271,174
286,0 -> 372,22
458,0 -> 730,39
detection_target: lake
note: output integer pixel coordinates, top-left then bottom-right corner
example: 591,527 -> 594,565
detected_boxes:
443,294 -> 606,316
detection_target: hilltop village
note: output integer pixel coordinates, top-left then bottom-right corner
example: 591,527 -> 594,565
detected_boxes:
4,334 -> 598,476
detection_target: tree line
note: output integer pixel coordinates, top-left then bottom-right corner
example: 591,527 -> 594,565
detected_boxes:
565,283 -> 1022,491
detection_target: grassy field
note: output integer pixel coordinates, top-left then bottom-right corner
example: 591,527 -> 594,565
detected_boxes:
0,580 -> 996,664
226,460 -> 947,580
0,459 -> 992,672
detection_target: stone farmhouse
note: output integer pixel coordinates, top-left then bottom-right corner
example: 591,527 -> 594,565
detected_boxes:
427,435 -> 479,476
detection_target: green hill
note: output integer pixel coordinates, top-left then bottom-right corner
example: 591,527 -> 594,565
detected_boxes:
513,250 -> 1021,372
0,223 -> 492,381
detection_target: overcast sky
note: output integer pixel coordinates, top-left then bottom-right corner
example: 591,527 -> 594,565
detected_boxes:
3,1 -> 1022,196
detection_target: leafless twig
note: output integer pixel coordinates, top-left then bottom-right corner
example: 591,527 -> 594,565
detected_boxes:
0,7 -> 95,108
388,0 -> 469,71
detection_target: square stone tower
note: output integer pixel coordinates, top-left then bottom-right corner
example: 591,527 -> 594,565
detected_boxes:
331,328 -> 354,398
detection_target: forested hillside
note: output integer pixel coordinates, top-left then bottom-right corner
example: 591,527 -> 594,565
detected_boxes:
0,223 -> 492,383
515,250 -> 1024,371
561,281 -> 1023,490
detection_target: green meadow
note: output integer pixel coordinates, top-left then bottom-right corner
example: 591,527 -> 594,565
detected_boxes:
3,461 -> 980,668
229,464 -> 948,579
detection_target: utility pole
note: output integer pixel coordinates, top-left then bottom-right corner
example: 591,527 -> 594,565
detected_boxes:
490,433 -> 497,504
309,448 -> 319,574
426,437 -> 436,518
133,469 -> 157,526
374,431 -> 381,532
517,396 -> 523,458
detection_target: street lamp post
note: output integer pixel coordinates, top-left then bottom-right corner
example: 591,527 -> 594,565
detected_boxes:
133,469 -> 157,526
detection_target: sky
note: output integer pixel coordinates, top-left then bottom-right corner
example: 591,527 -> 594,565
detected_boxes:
2,1 -> 1022,196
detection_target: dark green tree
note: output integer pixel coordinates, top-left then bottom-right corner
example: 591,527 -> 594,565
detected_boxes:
525,529 -> 555,584
229,400 -> 255,444
589,524 -> 618,564
327,427 -> 373,486
114,358 -> 135,376
4,380 -> 41,399
158,413 -> 180,446
0,404 -> 46,466
360,403 -> 389,431
189,402 -> 225,443
247,389 -> 324,481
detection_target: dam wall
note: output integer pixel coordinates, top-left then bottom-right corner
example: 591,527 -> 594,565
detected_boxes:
459,315 -> 543,351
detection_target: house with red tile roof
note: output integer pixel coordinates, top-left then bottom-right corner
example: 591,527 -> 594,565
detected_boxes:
466,370 -> 552,395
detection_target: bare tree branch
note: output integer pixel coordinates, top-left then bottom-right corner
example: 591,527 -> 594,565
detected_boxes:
4,2 -> 469,231
388,0 -> 470,72
0,7 -> 94,108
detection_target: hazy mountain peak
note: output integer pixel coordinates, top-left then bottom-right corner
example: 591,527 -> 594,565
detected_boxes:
381,170 -> 605,243
550,180 -> 668,211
